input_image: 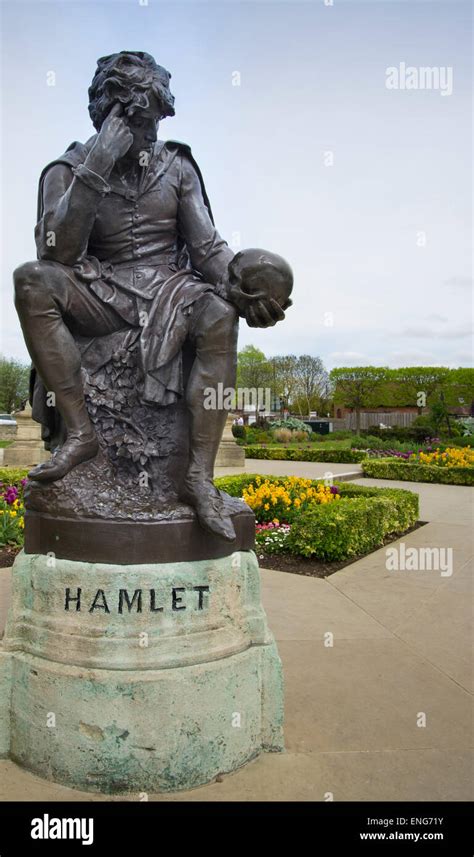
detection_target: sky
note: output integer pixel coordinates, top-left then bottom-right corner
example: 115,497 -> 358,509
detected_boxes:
0,0 -> 472,370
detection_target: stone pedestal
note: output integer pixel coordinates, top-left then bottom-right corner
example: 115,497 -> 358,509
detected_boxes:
214,413 -> 245,468
0,549 -> 284,793
2,404 -> 50,468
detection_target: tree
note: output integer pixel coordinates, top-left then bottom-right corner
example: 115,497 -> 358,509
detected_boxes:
390,367 -> 474,434
293,355 -> 328,417
236,345 -> 272,416
0,357 -> 30,414
443,368 -> 474,411
330,366 -> 390,432
390,367 -> 450,413
271,354 -> 299,408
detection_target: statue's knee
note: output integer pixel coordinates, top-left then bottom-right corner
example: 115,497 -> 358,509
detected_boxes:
14,260 -> 55,303
199,294 -> 238,339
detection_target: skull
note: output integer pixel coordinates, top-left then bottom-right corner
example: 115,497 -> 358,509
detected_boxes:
226,248 -> 293,319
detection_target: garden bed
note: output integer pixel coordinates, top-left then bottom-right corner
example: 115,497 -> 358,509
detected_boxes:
215,474 -> 419,563
257,521 -> 426,578
0,545 -> 20,568
362,456 -> 474,486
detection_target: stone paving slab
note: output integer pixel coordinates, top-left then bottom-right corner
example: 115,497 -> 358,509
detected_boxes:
0,748 -> 471,802
391,584 -> 473,693
279,638 -> 472,754
0,478 -> 472,800
259,570 -> 392,642
215,459 -> 362,481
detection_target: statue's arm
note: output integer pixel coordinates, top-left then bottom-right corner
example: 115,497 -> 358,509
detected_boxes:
177,154 -> 234,285
35,157 -> 112,266
35,105 -> 133,265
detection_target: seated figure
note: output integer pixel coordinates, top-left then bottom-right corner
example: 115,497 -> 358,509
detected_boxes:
14,51 -> 292,542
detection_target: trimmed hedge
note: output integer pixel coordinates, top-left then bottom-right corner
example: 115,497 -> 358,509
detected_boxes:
214,472 -> 265,496
244,446 -> 365,463
0,467 -> 29,484
361,458 -> 474,486
215,473 -> 419,561
287,488 -> 419,561
336,482 -> 419,529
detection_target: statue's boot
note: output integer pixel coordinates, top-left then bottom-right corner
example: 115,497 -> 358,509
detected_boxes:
181,478 -> 236,542
14,263 -> 100,483
28,432 -> 99,483
25,372 -> 99,482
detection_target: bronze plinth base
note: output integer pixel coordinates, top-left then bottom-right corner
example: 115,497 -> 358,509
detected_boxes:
24,508 -> 255,564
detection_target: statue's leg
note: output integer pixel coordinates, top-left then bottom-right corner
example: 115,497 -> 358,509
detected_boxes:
182,292 -> 239,541
14,260 -> 127,482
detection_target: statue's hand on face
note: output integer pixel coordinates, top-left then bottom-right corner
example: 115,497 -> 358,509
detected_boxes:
95,103 -> 134,165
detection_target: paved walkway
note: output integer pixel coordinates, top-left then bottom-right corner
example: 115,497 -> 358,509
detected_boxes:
215,458 -> 363,481
0,475 -> 471,801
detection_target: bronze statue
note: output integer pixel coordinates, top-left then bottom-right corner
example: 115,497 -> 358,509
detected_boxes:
14,51 -> 292,546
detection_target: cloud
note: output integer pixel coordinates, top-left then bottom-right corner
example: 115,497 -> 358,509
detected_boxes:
400,325 -> 472,339
329,351 -> 366,364
425,314 -> 448,323
388,350 -> 441,366
443,276 -> 473,289
451,351 -> 474,366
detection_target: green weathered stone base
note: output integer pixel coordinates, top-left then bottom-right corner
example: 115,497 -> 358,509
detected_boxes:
0,550 -> 284,793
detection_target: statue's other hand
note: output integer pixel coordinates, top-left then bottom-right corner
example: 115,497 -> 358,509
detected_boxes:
94,102 -> 134,163
246,298 -> 286,328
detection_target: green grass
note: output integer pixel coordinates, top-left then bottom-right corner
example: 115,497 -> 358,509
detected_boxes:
0,441 -> 13,449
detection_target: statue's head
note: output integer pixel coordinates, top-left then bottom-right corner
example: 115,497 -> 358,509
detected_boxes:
227,249 -> 293,318
88,51 -> 175,155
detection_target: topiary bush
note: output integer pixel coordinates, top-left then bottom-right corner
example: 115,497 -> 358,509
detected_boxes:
231,423 -> 246,440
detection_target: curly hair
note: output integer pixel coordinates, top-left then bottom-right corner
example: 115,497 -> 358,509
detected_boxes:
88,51 -> 175,131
